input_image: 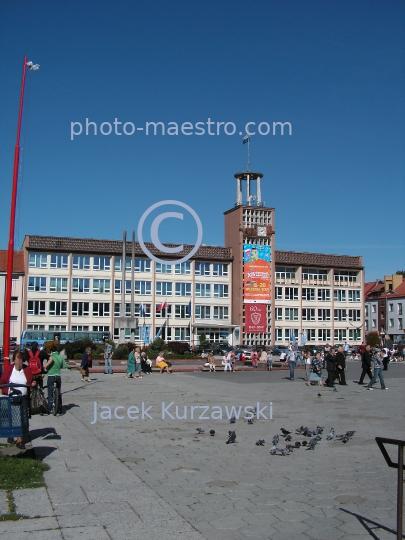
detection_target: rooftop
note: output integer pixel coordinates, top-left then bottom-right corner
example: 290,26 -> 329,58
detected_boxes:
0,250 -> 25,274
274,250 -> 363,269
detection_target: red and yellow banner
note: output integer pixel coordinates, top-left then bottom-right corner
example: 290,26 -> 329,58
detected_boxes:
243,244 -> 271,304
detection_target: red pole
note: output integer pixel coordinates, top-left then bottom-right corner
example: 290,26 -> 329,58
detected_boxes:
3,56 -> 28,366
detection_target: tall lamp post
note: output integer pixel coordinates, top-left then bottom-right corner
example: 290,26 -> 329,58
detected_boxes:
3,56 -> 38,366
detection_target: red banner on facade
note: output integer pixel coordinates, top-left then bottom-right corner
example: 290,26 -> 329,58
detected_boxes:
245,304 -> 267,333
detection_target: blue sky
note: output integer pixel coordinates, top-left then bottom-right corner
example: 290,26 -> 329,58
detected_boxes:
1,0 -> 404,281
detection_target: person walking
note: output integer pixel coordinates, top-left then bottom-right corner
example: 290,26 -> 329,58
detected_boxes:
208,352 -> 216,372
80,347 -> 92,382
134,347 -> 143,379
358,344 -> 373,385
367,349 -> 388,390
304,350 -> 312,380
104,340 -> 113,375
287,348 -> 296,381
382,347 -> 390,371
343,342 -> 349,358
336,346 -> 347,385
306,351 -> 324,387
325,347 -> 337,387
125,345 -> 135,378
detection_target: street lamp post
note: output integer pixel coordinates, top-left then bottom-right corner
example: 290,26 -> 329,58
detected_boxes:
3,56 -> 36,366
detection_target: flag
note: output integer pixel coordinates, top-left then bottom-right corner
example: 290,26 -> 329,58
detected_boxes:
291,329 -> 297,350
142,324 -> 150,345
140,303 -> 146,317
242,134 -> 250,144
301,329 -> 307,347
154,320 -> 166,341
186,300 -> 191,318
157,300 -> 168,312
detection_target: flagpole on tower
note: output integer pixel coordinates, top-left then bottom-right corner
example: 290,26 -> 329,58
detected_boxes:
247,136 -> 250,172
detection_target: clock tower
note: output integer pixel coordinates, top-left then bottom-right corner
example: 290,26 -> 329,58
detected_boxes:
224,171 -> 275,346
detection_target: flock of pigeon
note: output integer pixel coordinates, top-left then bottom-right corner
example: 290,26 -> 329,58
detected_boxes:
195,423 -> 356,454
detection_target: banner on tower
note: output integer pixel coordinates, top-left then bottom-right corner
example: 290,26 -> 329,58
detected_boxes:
243,244 -> 271,303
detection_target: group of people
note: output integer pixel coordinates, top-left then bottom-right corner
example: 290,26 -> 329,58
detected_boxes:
124,346 -> 171,377
0,343 -> 70,448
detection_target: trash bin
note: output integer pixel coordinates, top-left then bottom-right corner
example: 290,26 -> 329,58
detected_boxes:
0,388 -> 30,439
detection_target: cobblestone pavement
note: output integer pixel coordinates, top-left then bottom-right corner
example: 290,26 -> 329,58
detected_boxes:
1,363 -> 404,539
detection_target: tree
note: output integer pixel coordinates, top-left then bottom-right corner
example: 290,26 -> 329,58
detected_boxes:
366,332 -> 381,348
395,270 -> 405,277
199,332 -> 210,346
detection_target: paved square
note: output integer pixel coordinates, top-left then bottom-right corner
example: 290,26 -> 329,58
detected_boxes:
1,363 -> 404,539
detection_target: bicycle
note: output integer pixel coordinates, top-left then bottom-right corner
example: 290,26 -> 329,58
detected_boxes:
51,375 -> 62,416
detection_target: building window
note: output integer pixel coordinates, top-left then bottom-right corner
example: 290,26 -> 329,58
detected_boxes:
371,319 -> 376,328
175,262 -> 191,275
285,287 -> 298,300
175,305 -> 191,318
174,327 -> 190,341
156,282 -> 173,296
334,270 -> 358,282
50,254 -> 68,269
285,328 -> 298,340
93,325 -> 110,332
285,308 -> 298,321
212,263 -> 228,276
398,304 -> 403,316
134,259 -> 151,272
174,283 -> 191,297
71,325 -> 89,331
334,329 -> 347,342
114,280 -> 122,294
388,303 -> 393,312
348,290 -> 361,302
275,329 -> 283,342
318,329 -> 331,342
302,308 -> 315,321
365,306 -> 369,317
381,311 -> 385,320
275,267 -> 296,278
334,309 -> 347,321
135,303 -> 151,317
318,289 -> 331,301
49,301 -> 67,316
213,306 -> 229,320
195,262 -> 211,276
72,302 -> 90,316
307,329 -> 316,342
72,278 -> 90,293
335,290 -> 347,302
135,281 -> 152,295
10,316 -> 18,322
27,300 -> 46,315
371,305 -> 376,313
349,309 -> 361,322
28,277 -> 47,292
93,279 -> 111,293
365,321 -> 369,331
398,318 -> 403,329
302,268 -> 328,280
72,255 -> 90,270
276,287 -> 283,300
276,308 -> 283,321
195,284 -> 211,297
11,296 -> 19,302
318,309 -> 331,321
302,288 -> 315,301
93,256 -> 111,271
114,257 -> 132,271
48,325 -> 67,331
29,253 -> 47,268
92,303 -> 110,316
156,263 -> 172,274
349,329 -> 361,341
27,324 -> 45,330
49,277 -> 68,293
388,319 -> 394,328
195,305 -> 211,319
214,284 -> 229,298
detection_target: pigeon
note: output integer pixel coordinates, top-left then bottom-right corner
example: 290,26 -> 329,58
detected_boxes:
345,431 -> 355,438
333,387 -> 338,393
315,435 -> 322,441
255,439 -> 265,446
317,393 -> 322,397
226,431 -> 236,444
295,426 -> 304,434
285,434 -> 292,442
294,441 -> 301,448
270,445 -> 277,455
315,426 -> 324,435
209,430 -> 215,436
280,428 -> 291,436
272,434 -> 279,445
229,417 -> 236,424
307,439 -> 317,450
196,428 -> 204,434
326,428 -> 335,440
341,436 -> 349,443
247,418 -> 254,425
303,428 -> 312,437
301,440 -> 308,447
285,444 -> 295,452
280,448 -> 290,456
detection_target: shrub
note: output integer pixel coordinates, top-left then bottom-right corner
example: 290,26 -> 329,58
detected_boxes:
149,338 -> 165,351
61,339 -> 96,359
199,333 -> 210,346
166,341 -> 191,355
113,344 -> 130,360
366,332 -> 381,348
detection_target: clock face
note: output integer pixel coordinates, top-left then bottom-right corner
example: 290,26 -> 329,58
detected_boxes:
257,226 -> 267,237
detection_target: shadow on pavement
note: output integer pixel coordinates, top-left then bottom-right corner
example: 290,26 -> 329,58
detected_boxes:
340,508 -> 404,539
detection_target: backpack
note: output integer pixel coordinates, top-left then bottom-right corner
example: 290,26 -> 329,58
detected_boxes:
28,350 -> 42,375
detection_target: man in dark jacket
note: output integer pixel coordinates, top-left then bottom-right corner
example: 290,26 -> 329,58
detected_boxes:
358,344 -> 373,385
335,346 -> 347,385
325,347 -> 337,387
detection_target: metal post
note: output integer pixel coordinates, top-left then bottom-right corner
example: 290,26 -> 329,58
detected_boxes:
398,444 -> 403,540
3,56 -> 28,365
120,230 -> 126,343
130,230 -> 135,343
